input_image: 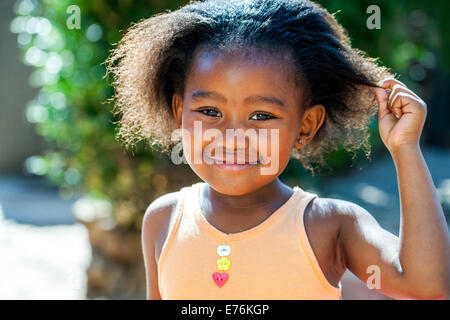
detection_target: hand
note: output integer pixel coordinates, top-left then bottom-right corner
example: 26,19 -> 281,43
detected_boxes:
375,78 -> 427,154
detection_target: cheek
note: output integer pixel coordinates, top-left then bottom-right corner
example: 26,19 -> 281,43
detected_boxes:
181,125 -> 204,164
257,128 -> 293,174
278,128 -> 297,155
181,120 -> 219,166
257,123 -> 296,155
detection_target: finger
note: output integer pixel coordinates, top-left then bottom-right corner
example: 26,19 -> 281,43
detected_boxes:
378,78 -> 424,110
375,87 -> 398,128
377,78 -> 408,90
388,84 -> 421,107
378,78 -> 422,100
389,92 -> 420,118
375,87 -> 390,119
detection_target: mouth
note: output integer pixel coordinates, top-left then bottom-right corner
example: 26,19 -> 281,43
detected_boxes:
204,155 -> 260,171
213,162 -> 256,171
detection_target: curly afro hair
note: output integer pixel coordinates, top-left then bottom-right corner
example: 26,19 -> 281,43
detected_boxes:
105,0 -> 393,175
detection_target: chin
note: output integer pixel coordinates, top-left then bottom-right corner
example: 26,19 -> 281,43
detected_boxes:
197,173 -> 278,196
207,183 -> 258,196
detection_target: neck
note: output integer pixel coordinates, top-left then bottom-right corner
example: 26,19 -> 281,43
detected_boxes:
203,178 -> 292,212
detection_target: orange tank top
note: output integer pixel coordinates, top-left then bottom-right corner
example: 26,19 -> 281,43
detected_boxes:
157,182 -> 342,299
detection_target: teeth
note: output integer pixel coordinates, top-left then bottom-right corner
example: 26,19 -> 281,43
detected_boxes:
220,163 -> 249,165
214,161 -> 257,165
206,155 -> 259,164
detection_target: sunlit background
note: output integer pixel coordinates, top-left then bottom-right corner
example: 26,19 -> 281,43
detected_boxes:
1,0 -> 449,299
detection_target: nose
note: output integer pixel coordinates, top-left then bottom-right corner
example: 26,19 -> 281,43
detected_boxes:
213,131 -> 258,163
218,115 -> 252,148
206,115 -> 260,162
223,134 -> 247,150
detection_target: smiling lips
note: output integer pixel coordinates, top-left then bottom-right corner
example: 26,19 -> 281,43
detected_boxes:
205,155 -> 259,171
214,162 -> 256,171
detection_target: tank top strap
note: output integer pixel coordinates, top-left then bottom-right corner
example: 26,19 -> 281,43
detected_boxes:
157,183 -> 192,273
292,189 -> 343,298
280,185 -> 318,223
294,188 -> 319,214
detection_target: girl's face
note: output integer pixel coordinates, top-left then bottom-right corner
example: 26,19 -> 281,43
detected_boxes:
172,47 -> 325,195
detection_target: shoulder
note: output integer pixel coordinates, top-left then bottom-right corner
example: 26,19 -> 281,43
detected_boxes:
307,196 -> 381,247
302,196 -> 364,279
140,190 -> 183,300
303,197 -> 345,242
304,196 -> 377,273
305,196 -> 377,235
307,196 -> 374,221
142,190 -> 182,238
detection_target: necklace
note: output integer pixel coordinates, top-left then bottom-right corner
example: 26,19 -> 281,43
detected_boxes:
212,239 -> 231,287
199,184 -> 232,287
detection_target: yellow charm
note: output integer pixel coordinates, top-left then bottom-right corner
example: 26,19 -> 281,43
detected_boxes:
217,256 -> 231,271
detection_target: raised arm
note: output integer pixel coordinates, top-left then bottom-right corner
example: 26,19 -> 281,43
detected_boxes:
338,195 -> 449,299
338,78 -> 450,299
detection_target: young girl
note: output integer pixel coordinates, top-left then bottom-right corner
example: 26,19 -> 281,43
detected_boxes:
106,0 -> 449,300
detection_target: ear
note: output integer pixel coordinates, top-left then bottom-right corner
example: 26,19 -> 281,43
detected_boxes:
171,93 -> 183,129
294,104 -> 326,149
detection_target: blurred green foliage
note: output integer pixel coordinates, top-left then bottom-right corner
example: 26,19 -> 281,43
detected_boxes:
283,0 -> 450,185
12,0 -> 193,230
11,0 -> 450,228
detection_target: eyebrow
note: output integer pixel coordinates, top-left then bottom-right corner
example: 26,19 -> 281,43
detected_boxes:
191,90 -> 285,107
191,90 -> 226,102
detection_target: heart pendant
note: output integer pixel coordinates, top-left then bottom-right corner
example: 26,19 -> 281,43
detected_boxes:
212,272 -> 229,287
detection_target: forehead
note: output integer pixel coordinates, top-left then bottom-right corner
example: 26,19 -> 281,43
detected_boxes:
184,45 -> 302,104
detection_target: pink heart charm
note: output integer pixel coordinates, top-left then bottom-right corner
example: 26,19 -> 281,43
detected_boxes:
212,272 -> 229,287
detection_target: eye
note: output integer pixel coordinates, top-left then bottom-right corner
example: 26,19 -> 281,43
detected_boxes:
197,107 -> 222,117
250,112 -> 277,121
